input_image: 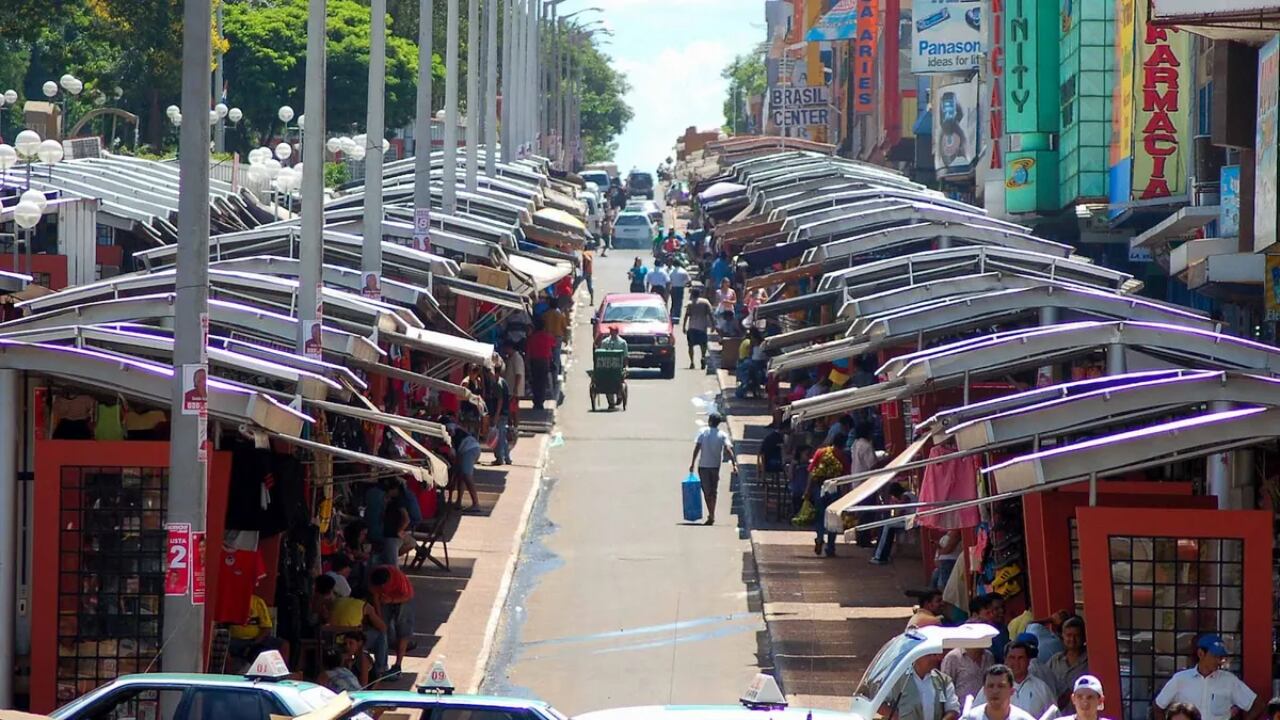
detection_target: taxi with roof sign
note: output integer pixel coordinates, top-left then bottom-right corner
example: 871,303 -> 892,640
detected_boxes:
574,624 -> 999,720
44,651 -> 340,720
342,659 -> 570,720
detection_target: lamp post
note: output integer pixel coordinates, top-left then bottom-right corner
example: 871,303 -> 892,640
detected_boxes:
0,90 -> 17,143
43,75 -> 83,139
442,0 -> 460,213
297,0 -> 327,360
484,0 -> 498,177
465,0 -> 481,192
364,0 -> 387,287
412,0 -> 433,250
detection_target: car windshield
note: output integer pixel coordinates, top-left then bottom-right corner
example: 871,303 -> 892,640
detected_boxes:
583,172 -> 610,187
630,173 -> 654,189
603,303 -> 667,323
854,631 -> 925,703
616,214 -> 648,226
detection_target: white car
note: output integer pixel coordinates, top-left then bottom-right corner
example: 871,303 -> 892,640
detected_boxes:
625,199 -> 663,230
613,211 -> 655,249
575,625 -> 999,720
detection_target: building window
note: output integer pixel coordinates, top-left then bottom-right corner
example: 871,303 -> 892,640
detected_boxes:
57,466 -> 168,705
96,225 -> 115,247
1110,535 -> 1244,720
1198,82 -> 1214,136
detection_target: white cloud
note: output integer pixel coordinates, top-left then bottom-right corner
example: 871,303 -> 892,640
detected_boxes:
613,40 -> 736,172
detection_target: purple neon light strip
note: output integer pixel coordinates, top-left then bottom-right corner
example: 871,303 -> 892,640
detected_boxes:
982,406 -> 1269,474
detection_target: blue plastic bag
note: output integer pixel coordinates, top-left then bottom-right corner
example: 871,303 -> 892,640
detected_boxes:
682,472 -> 703,522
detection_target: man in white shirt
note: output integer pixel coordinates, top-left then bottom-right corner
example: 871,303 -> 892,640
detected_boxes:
668,264 -> 691,321
1005,641 -> 1056,718
1057,675 -> 1108,720
881,651 -> 960,720
961,665 -> 1038,720
646,260 -> 671,306
1153,634 -> 1260,720
688,413 -> 738,526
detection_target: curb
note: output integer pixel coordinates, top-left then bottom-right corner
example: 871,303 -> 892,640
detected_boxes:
468,429 -> 552,693
711,364 -> 784,686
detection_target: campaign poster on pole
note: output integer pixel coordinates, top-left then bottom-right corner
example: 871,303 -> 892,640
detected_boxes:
190,531 -> 206,605
304,320 -> 324,360
414,207 -> 431,251
362,272 -> 381,300
181,364 -> 208,416
912,0 -> 983,73
164,523 -> 192,596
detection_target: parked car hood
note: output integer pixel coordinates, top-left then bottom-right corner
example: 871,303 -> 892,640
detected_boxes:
598,320 -> 670,336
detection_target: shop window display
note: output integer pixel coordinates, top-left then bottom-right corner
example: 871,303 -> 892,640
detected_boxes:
1110,536 -> 1244,720
56,466 -> 168,706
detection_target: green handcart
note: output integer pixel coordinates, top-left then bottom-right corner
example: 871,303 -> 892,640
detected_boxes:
588,347 -> 628,411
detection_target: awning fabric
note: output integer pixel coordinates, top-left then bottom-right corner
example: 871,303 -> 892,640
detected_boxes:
826,435 -> 931,533
384,327 -> 495,368
435,276 -> 527,310
507,252 -> 573,292
271,432 -> 433,486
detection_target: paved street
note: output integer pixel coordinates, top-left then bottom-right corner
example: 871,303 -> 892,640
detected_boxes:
484,249 -> 770,712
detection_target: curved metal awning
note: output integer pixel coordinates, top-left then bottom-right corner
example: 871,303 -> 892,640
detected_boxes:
818,246 -> 1138,294
0,294 -> 382,363
382,326 -> 495,368
797,202 -> 1031,243
759,319 -> 855,352
788,379 -> 911,422
808,221 -> 1073,262
206,256 -> 439,312
0,339 -> 308,435
769,335 -> 872,375
985,406 -> 1277,492
770,188 -> 970,222
842,272 -> 1098,322
943,370 -> 1280,452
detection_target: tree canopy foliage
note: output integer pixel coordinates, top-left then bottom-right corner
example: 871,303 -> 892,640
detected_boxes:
721,51 -> 765,135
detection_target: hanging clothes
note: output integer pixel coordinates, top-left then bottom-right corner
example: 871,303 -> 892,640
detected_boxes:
94,400 -> 125,441
917,444 -> 981,530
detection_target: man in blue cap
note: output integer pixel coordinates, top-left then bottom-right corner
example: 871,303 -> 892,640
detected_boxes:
1153,634 -> 1261,720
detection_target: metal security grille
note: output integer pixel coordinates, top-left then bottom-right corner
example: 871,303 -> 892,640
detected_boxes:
56,466 -> 168,706
1110,535 -> 1245,720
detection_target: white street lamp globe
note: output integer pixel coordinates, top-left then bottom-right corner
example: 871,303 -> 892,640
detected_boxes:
171,112 -> 182,127
3,90 -> 16,105
20,189 -> 47,212
166,104 -> 180,119
227,107 -> 243,123
264,157 -> 282,178
353,133 -> 367,149
113,86 -> 123,100
246,163 -> 270,185
350,144 -> 366,161
215,103 -> 229,118
0,145 -> 17,171
14,130 -> 41,158
340,137 -> 357,155
41,81 -> 57,98
278,105 -> 294,123
36,139 -> 64,165
274,142 -> 292,161
0,95 -> 5,109
13,201 -> 42,230
325,138 -> 341,154
65,77 -> 83,96
59,74 -> 75,90
293,162 -> 303,179
209,110 -> 220,126
297,114 -> 305,130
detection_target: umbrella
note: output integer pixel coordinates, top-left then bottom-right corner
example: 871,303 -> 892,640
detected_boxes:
699,181 -> 747,202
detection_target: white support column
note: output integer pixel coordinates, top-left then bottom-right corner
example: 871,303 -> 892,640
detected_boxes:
465,0 -> 480,191
363,0 -> 387,282
443,0 -> 461,211
484,0 -> 499,176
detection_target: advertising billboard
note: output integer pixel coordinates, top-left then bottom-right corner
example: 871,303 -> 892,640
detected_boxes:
1220,165 -> 1240,239
1003,0 -> 1059,134
912,0 -> 983,73
1130,0 -> 1191,202
853,0 -> 880,112
1005,151 -> 1059,213
934,76 -> 979,176
1258,35 -> 1279,253
1152,0 -> 1280,18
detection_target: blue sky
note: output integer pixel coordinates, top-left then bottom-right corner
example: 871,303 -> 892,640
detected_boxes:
558,0 -> 763,173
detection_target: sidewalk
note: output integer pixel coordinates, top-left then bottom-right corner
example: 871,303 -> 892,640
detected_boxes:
714,360 -> 924,709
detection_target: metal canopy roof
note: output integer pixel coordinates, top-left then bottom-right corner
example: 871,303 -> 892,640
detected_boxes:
768,188 -> 968,222
817,246 -> 1138,294
807,221 -> 1073,262
840,272 -> 1105,321
0,339 -> 306,435
759,319 -> 854,352
788,379 -> 911,422
753,288 -> 843,321
0,323 -> 342,401
382,326 -> 495,368
855,286 -> 1218,345
796,202 -> 1031,243
986,406 -> 1276,491
886,321 -> 1280,384
769,334 -> 872,375
0,294 -> 382,362
945,370 -> 1280,451
205,256 -> 440,311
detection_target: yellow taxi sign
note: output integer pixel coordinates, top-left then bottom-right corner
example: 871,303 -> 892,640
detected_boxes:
417,658 -> 455,695
246,649 -> 291,681
739,673 -> 787,709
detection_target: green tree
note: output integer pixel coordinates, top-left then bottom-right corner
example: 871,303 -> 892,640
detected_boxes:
222,0 -> 423,146
721,51 -> 765,135
566,35 -> 632,164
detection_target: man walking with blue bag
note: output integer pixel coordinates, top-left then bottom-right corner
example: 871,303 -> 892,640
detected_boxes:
689,413 -> 739,526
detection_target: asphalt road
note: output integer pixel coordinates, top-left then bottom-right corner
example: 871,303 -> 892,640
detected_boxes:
483,248 -> 769,712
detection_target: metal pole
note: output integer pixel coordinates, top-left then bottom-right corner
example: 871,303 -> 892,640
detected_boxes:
364,0 -> 386,283
500,0 -> 513,161
530,0 -> 540,154
166,0 -> 211,674
484,0 -> 498,176
298,0 -> 326,355
561,31 -> 570,169
413,0 -> 433,217
213,2 -> 225,153
465,0 -> 480,191
443,0 -> 460,211
0,370 -> 17,706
